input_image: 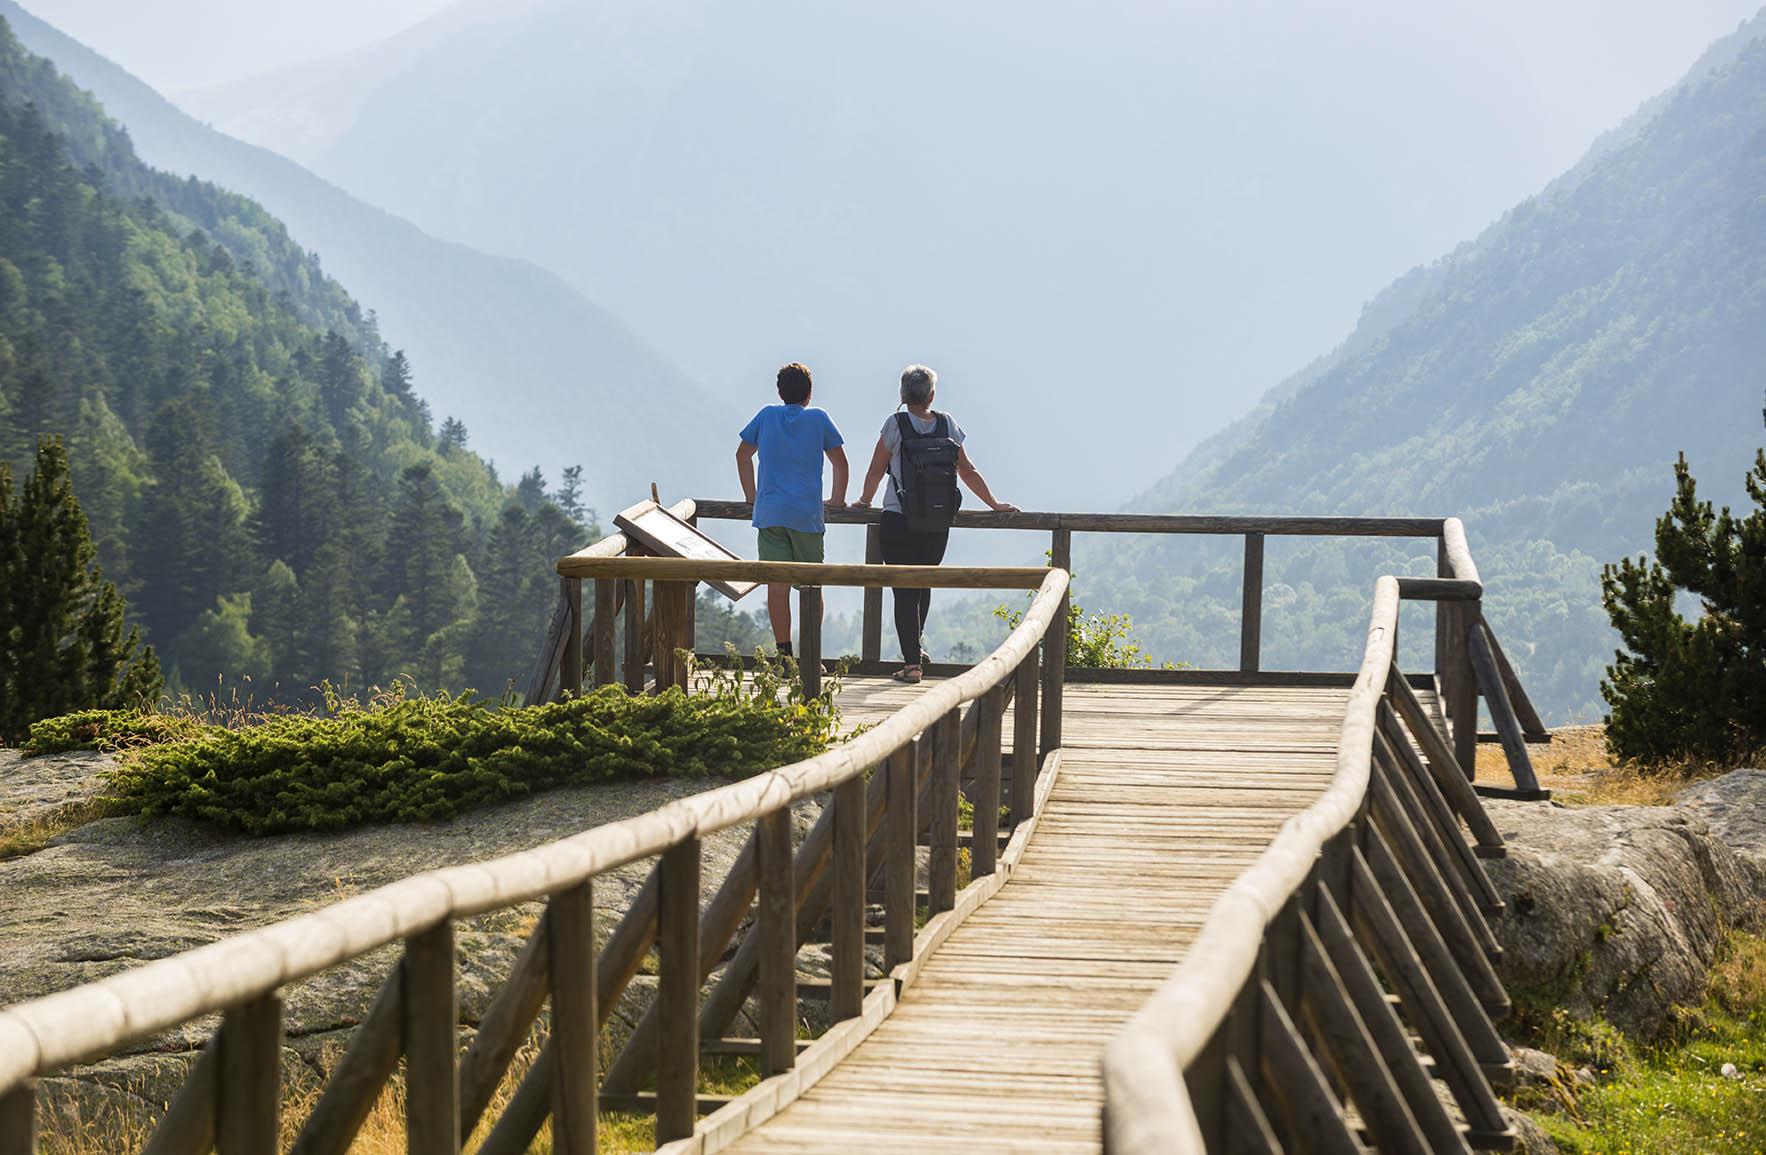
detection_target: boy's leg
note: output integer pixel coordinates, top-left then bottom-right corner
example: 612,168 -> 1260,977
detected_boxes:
756,528 -> 795,653
787,530 -> 825,658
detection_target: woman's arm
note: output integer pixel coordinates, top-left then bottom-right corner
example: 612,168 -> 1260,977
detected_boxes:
850,437 -> 892,506
957,447 -> 1018,512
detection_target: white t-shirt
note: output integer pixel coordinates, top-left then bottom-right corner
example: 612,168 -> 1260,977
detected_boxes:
880,411 -> 966,514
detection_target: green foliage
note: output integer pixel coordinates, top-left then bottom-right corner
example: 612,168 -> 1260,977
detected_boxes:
994,574 -> 1160,669
0,19 -> 604,705
1600,406 -> 1766,766
1528,932 -> 1766,1155
0,437 -> 158,741
23,707 -> 202,754
74,680 -> 834,835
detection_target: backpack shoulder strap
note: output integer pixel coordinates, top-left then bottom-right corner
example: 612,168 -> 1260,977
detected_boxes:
932,412 -> 950,439
895,412 -> 918,442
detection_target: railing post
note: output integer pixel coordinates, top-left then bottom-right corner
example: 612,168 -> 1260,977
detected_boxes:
560,576 -> 583,698
831,774 -> 867,1020
403,921 -> 459,1154
593,578 -> 618,687
861,523 -> 883,664
1041,530 -> 1070,763
971,685 -> 1004,877
884,744 -> 918,968
217,993 -> 282,1155
656,838 -> 701,1145
548,882 -> 597,1155
623,577 -> 647,693
0,1080 -> 35,1155
756,810 -> 797,1075
1240,532 -> 1264,673
1011,649 -> 1040,826
1435,539 -> 1478,779
928,709 -> 961,914
799,586 -> 823,700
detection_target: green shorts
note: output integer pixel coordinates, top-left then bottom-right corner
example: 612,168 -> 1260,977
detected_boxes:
757,526 -> 825,563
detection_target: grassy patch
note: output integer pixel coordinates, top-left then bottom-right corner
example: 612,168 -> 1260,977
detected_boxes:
0,796 -> 126,860
1475,723 -> 1740,806
1524,932 -> 1766,1154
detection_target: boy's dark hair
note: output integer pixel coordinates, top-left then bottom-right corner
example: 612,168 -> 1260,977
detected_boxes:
776,362 -> 813,405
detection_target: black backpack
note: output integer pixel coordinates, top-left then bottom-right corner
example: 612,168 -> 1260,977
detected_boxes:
893,412 -> 962,532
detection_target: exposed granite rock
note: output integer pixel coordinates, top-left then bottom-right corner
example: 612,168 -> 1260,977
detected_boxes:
1483,792 -> 1762,1040
1676,769 -> 1766,893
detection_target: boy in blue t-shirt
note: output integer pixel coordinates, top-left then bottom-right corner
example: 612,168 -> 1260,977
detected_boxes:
736,362 -> 848,656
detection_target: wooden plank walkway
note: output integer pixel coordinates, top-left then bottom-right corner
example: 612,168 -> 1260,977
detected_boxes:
720,677 -> 1402,1154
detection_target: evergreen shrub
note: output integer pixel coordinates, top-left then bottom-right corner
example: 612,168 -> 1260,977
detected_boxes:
30,675 -> 839,835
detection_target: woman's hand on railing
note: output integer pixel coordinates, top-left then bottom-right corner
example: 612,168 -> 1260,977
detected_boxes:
990,501 -> 1020,513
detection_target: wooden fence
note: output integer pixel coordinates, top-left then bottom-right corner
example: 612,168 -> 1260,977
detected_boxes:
1101,573 -> 1520,1152
0,560 -> 1070,1155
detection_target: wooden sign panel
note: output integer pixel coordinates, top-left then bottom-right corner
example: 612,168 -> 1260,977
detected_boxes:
613,501 -> 759,601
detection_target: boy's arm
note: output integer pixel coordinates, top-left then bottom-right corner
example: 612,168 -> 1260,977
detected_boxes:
852,437 -> 892,506
736,442 -> 758,503
825,446 -> 849,507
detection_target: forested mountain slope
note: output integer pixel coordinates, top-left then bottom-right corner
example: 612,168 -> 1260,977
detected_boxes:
0,17 -> 590,699
0,0 -> 729,507
1096,13 -> 1766,721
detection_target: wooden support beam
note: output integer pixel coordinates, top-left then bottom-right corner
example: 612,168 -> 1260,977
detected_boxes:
800,585 -> 823,701
144,1039 -> 218,1155
1241,532 -> 1264,673
756,810 -> 797,1076
928,709 -> 961,914
217,994 -> 282,1155
831,774 -> 867,1021
548,882 -> 597,1155
623,577 -> 647,692
861,523 -> 883,663
1377,702 -> 1505,916
561,555 -> 1052,588
1349,846 -> 1509,1147
1298,911 -> 1429,1154
593,578 -> 618,687
971,685 -> 1004,878
1481,618 -> 1547,737
1223,1058 -> 1282,1155
1041,529 -> 1071,760
403,922 -> 459,1155
1387,668 -> 1505,856
458,921 -> 550,1137
1315,885 -> 1470,1155
0,1081 -> 32,1155
884,744 -> 917,969
1255,981 -> 1361,1155
560,577 -> 583,697
1012,649 -> 1040,825
1467,618 -> 1548,799
656,839 -> 701,1145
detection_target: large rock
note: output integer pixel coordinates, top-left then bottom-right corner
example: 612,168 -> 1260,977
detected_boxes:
0,749 -> 819,1124
1675,768 -> 1766,891
1483,784 -> 1764,1040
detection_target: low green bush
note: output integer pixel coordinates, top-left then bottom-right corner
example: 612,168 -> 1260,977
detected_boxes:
23,708 -> 206,755
27,675 -> 840,835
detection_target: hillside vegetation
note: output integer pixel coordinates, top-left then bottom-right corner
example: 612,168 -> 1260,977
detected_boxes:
0,17 -> 587,702
0,0 -> 730,507
1090,16 -> 1766,720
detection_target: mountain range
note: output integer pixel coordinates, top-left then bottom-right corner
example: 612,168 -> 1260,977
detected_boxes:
0,0 -> 732,511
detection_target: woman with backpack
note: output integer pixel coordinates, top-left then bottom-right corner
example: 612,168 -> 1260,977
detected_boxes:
850,365 -> 1019,683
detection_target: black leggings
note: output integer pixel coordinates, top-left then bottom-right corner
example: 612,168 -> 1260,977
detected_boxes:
879,511 -> 950,663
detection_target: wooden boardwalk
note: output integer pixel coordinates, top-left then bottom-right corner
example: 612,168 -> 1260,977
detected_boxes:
722,677 -> 1398,1155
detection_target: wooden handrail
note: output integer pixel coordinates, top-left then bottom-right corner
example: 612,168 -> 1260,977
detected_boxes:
556,556 -> 1052,588
691,499 -> 1448,537
0,568 -> 1070,1098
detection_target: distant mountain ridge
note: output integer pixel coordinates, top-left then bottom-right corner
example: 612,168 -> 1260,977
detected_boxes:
1,0 -> 730,508
1098,9 -> 1766,721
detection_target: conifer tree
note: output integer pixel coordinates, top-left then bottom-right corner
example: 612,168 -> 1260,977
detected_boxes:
1,437 -> 159,740
1601,402 -> 1766,764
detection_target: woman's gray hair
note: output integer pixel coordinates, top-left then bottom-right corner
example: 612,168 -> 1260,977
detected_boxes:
900,364 -> 937,406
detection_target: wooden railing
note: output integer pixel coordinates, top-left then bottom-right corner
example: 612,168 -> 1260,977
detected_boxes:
0,560 -> 1070,1155
1101,568 -> 1521,1152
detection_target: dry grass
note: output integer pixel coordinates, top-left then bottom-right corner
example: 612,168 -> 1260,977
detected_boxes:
1473,723 -> 1748,806
0,797 -> 125,861
36,1016 -> 762,1154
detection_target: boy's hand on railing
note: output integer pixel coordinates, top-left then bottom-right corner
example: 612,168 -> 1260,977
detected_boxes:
825,498 -> 849,510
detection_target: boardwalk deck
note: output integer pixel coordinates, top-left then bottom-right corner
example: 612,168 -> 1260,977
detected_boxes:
720,677 -> 1409,1155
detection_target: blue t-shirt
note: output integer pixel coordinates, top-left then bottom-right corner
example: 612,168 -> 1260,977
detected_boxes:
739,404 -> 844,533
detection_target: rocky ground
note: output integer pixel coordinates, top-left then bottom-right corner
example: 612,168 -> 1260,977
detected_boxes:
0,747 -> 821,1129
